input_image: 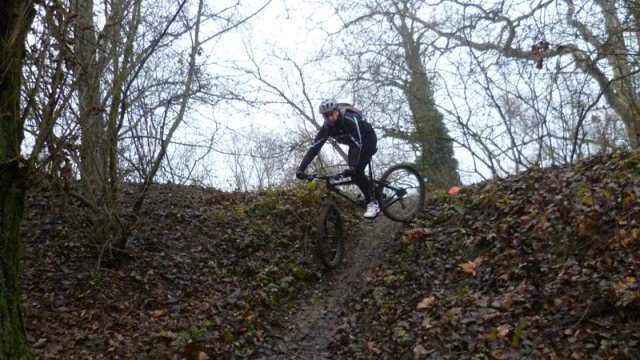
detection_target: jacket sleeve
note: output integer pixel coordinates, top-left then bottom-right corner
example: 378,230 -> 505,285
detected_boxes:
343,112 -> 364,168
298,127 -> 328,172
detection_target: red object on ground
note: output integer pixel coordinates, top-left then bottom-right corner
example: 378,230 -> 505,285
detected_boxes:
448,186 -> 460,195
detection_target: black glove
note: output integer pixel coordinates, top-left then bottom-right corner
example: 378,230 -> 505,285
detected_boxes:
296,170 -> 306,180
342,167 -> 355,177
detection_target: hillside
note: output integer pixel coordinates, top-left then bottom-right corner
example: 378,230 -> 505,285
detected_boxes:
329,151 -> 640,359
19,151 -> 640,359
20,180 -> 402,359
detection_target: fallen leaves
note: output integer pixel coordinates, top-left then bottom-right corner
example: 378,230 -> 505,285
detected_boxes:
332,150 -> 640,359
403,227 -> 432,242
612,228 -> 640,247
150,309 -> 167,317
416,296 -> 435,309
613,276 -> 640,307
154,331 -> 177,339
20,184 -> 328,359
413,344 -> 429,357
496,324 -> 511,338
20,150 -> 640,359
459,257 -> 483,276
613,277 -> 636,292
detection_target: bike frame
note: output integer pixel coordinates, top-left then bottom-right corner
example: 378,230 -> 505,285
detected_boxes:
313,161 -> 408,211
322,177 -> 366,209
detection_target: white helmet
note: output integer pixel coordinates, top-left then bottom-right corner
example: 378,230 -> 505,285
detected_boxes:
318,99 -> 337,114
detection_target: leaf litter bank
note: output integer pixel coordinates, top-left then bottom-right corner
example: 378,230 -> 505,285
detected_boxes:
331,151 -> 640,359
20,150 -> 640,359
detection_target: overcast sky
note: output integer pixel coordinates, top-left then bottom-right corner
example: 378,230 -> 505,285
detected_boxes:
187,0 -> 487,189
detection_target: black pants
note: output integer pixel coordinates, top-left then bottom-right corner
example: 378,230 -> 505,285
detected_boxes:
350,132 -> 378,202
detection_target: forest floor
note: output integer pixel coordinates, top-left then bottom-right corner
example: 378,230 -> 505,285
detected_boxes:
19,150 -> 640,359
20,180 -> 406,360
259,215 -> 406,359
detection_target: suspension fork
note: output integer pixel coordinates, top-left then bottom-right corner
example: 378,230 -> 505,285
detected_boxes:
321,178 -> 335,206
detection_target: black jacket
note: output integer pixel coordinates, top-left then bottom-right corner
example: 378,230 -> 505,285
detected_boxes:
298,108 -> 375,171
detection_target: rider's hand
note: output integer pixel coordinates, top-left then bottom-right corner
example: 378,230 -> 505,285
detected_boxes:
342,167 -> 355,177
296,170 -> 307,180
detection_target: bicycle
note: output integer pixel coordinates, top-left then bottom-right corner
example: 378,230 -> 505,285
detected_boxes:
305,162 -> 425,269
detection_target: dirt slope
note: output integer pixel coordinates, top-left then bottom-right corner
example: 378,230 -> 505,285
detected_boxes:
18,150 -> 640,359
327,151 -> 640,359
259,216 -> 406,359
19,183 -> 406,359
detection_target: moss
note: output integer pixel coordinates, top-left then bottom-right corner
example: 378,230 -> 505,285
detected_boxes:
454,278 -> 472,299
572,182 -> 592,200
620,156 -> 640,170
546,233 -> 566,256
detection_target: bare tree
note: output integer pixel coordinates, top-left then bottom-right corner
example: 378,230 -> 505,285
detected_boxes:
407,0 -> 640,148
61,0 -> 195,261
332,0 -> 461,189
221,126 -> 294,191
22,0 -> 273,262
327,0 -> 637,181
217,38 -> 354,182
0,0 -> 35,357
221,14 -> 437,187
434,23 -> 630,181
22,3 -> 77,182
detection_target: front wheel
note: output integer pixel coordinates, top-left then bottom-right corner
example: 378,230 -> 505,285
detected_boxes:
376,163 -> 425,222
316,205 -> 344,269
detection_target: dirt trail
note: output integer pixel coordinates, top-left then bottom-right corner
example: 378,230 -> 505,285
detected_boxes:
259,216 -> 407,359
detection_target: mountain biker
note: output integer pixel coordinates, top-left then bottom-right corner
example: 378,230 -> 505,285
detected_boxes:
296,99 -> 380,219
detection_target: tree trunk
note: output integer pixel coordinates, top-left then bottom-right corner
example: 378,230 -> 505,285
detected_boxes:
0,0 -> 35,358
71,0 -> 123,260
404,62 -> 461,189
72,0 -> 108,200
394,8 -> 461,189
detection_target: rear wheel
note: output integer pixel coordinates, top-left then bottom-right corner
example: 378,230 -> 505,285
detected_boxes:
376,163 -> 425,222
316,205 -> 344,269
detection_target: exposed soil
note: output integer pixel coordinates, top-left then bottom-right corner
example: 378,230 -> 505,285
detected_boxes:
259,216 -> 406,359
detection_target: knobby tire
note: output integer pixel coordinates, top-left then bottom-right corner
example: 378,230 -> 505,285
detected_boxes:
376,163 -> 425,222
316,204 -> 344,269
